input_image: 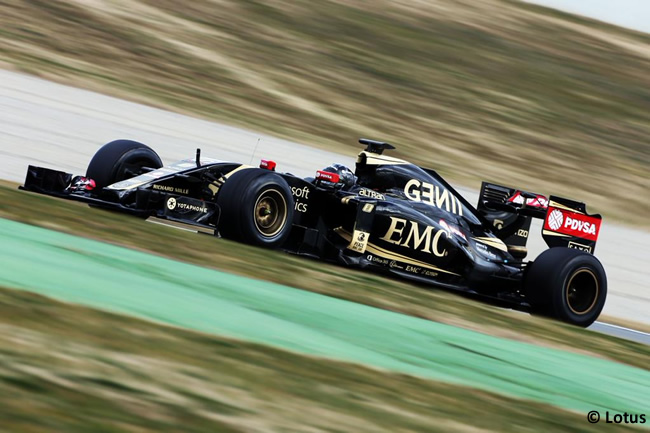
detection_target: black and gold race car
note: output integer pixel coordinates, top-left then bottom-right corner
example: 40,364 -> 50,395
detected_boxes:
21,138 -> 607,326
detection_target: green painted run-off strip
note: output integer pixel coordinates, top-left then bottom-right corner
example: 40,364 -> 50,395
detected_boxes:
0,218 -> 648,415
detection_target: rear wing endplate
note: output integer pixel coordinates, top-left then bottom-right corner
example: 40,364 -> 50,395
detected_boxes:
542,196 -> 602,254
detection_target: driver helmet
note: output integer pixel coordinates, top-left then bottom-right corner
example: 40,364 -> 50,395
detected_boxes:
320,163 -> 357,189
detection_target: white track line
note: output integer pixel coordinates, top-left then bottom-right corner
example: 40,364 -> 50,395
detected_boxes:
595,322 -> 650,336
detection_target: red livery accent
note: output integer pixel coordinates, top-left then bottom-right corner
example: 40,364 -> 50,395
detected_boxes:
544,206 -> 601,241
316,170 -> 340,183
70,176 -> 96,191
507,191 -> 548,209
260,160 -> 277,171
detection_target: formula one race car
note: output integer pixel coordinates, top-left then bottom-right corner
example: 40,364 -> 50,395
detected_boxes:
20,138 -> 607,326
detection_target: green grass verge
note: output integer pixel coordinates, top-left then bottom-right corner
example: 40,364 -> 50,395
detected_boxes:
1,183 -> 648,372
1,287 -> 645,433
1,0 -> 649,226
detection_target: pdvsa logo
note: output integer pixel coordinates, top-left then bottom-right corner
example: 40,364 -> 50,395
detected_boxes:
547,209 -> 564,230
545,207 -> 601,241
564,216 -> 597,236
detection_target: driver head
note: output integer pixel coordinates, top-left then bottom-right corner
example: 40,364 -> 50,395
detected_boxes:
321,163 -> 357,189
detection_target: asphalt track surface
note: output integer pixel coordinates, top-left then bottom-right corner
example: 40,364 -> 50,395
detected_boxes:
0,69 -> 648,334
1,217 -> 648,415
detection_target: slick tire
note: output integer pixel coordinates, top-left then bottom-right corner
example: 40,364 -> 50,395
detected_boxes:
217,169 -> 294,248
86,140 -> 163,191
525,248 -> 607,327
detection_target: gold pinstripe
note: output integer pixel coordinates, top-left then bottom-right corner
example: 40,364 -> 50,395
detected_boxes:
542,229 -> 571,237
472,237 -> 508,252
549,200 -> 584,214
335,228 -> 460,276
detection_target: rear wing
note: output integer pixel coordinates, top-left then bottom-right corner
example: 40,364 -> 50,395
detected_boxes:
478,182 -> 602,255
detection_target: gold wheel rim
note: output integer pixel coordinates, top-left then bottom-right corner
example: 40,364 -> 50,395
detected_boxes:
566,268 -> 599,315
253,189 -> 287,238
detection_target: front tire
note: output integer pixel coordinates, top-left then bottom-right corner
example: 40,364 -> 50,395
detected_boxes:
86,139 -> 163,190
216,169 -> 294,248
525,248 -> 607,327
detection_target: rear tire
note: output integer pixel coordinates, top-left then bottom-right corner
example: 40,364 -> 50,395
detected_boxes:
217,169 -> 294,248
86,140 -> 163,190
525,248 -> 607,327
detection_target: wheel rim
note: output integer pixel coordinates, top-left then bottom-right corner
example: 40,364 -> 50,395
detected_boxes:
253,189 -> 288,238
565,268 -> 599,315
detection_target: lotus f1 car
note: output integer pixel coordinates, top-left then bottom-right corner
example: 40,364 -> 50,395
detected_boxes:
20,138 -> 607,326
